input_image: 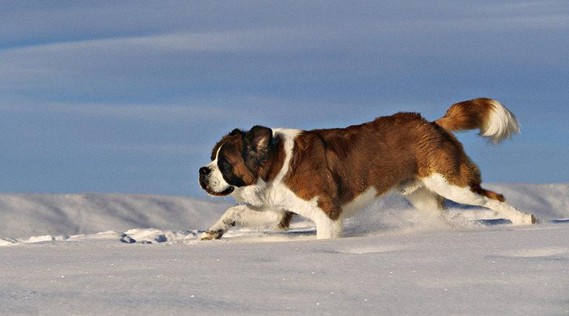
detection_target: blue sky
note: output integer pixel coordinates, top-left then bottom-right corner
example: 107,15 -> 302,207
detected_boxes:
1,0 -> 568,198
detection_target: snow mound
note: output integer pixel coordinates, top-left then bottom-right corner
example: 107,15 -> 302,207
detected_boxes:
0,193 -> 229,239
1,184 -> 568,246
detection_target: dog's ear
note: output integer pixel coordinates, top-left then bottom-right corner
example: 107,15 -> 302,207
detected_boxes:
229,128 -> 243,136
244,126 -> 273,167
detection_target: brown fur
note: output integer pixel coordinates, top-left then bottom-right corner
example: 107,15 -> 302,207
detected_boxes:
435,98 -> 494,132
282,102 -> 507,219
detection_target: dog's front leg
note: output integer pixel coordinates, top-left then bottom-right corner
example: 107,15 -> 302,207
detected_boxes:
200,205 -> 251,240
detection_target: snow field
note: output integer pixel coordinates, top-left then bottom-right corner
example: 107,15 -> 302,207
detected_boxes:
1,184 -> 568,315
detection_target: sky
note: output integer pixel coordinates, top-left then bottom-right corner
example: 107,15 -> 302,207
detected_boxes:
1,0 -> 568,198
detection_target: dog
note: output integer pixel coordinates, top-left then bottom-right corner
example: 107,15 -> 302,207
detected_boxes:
199,98 -> 537,240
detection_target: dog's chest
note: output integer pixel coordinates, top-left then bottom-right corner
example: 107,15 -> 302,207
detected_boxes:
234,181 -> 318,213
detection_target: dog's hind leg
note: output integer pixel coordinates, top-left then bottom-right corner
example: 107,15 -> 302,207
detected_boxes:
474,186 -> 538,224
421,174 -> 537,225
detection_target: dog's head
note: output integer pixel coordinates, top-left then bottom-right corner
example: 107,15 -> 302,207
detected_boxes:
199,126 -> 274,196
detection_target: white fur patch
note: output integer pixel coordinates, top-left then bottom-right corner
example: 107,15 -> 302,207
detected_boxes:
482,100 -> 520,144
422,173 -> 534,225
422,174 -> 486,205
205,145 -> 232,194
272,128 -> 301,183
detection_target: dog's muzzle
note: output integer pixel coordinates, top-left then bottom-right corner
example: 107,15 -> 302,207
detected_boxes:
199,166 -> 234,196
198,166 -> 213,191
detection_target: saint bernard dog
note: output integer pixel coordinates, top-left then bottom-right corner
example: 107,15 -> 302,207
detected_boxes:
199,98 -> 537,240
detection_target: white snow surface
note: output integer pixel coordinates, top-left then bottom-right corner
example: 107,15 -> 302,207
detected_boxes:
1,184 -> 569,315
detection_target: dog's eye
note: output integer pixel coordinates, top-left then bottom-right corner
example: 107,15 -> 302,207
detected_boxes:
219,161 -> 232,172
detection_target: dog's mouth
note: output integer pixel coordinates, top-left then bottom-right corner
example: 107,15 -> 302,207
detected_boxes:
209,186 -> 235,196
199,178 -> 235,196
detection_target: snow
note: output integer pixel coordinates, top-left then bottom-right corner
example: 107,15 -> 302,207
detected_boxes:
1,184 -> 569,315
0,193 -> 230,239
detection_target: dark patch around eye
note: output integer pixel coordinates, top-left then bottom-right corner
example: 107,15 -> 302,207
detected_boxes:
218,159 -> 231,173
217,156 -> 246,187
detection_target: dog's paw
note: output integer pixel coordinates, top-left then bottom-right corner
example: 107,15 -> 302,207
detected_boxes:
200,230 -> 223,240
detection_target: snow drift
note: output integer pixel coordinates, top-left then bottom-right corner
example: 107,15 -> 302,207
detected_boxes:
1,184 -> 568,245
0,194 -> 229,240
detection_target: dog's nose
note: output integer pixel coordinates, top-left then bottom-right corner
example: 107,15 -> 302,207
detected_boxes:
199,167 -> 211,176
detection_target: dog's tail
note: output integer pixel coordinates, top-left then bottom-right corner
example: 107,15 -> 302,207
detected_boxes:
435,98 -> 520,144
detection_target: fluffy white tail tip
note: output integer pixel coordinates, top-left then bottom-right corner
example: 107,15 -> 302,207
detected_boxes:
482,100 -> 521,144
